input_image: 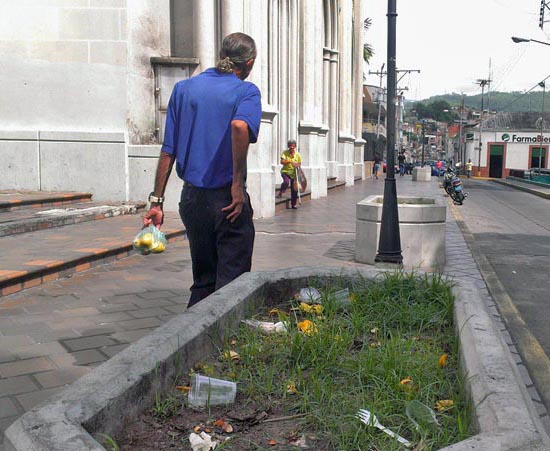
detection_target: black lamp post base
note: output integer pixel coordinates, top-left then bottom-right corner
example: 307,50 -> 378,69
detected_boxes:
374,252 -> 403,265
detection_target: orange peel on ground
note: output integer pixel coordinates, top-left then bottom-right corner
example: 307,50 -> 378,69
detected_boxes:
438,353 -> 449,368
297,319 -> 318,335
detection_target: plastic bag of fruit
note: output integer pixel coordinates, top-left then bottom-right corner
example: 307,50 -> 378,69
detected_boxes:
133,225 -> 167,255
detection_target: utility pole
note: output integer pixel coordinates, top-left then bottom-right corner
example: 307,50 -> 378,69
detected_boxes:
540,0 -> 550,30
369,67 -> 416,160
375,0 -> 402,265
369,63 -> 385,159
458,93 -> 465,170
540,81 -> 546,172
476,78 -> 491,177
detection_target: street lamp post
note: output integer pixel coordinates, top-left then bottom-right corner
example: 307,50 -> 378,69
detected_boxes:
375,0 -> 402,265
477,80 -> 488,177
512,36 -> 550,172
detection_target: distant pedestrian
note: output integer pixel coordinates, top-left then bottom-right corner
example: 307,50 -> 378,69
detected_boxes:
466,159 -> 473,178
278,140 -> 302,209
142,32 -> 261,307
436,160 -> 443,177
373,153 -> 381,179
398,152 -> 406,176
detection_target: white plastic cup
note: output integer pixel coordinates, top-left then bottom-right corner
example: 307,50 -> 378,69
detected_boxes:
332,288 -> 351,306
188,373 -> 237,407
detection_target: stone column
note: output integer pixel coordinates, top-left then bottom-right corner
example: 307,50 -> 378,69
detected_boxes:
244,0 -> 278,218
127,0 -> 171,145
298,0 -> 325,199
221,0 -> 244,37
193,0 -> 217,72
353,0 -> 366,179
327,50 -> 339,178
337,0 -> 355,185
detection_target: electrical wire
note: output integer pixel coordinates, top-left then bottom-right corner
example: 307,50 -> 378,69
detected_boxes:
491,47 -> 527,92
497,73 -> 550,111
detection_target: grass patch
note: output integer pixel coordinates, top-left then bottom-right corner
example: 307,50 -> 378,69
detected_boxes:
213,272 -> 471,449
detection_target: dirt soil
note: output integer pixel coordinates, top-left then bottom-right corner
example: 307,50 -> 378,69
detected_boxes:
116,393 -> 330,450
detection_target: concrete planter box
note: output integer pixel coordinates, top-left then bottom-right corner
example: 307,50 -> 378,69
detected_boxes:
5,267 -> 549,450
412,166 -> 432,181
355,195 -> 446,269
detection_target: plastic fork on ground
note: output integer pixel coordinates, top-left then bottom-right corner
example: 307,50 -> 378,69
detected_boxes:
356,409 -> 412,448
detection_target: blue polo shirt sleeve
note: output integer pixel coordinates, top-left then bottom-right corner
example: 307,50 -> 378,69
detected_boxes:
234,83 -> 262,143
161,84 -> 179,155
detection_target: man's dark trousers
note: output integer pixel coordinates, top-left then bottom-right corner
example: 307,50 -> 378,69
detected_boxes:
179,184 -> 255,307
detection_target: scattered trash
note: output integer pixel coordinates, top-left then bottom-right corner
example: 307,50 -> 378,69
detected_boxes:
405,400 -> 439,431
286,382 -> 297,394
133,225 -> 167,255
356,408 -> 412,448
438,353 -> 448,368
434,399 -> 454,412
188,374 -> 237,407
288,434 -> 308,448
297,319 -> 318,336
222,350 -> 240,362
299,302 -> 323,314
297,287 -> 322,304
331,288 -> 352,307
189,431 -> 218,451
242,319 -> 288,334
222,422 -> 234,433
268,439 -> 278,446
213,419 -> 234,433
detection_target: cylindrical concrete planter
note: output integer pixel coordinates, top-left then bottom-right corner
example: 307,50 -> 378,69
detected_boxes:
355,195 -> 446,269
412,166 -> 432,181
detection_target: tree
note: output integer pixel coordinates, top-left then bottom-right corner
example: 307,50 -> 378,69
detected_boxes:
363,18 -> 374,64
412,100 -> 457,123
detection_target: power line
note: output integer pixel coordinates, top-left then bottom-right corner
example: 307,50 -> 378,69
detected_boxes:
498,73 -> 550,111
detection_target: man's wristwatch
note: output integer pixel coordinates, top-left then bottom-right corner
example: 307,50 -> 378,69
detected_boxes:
148,192 -> 164,206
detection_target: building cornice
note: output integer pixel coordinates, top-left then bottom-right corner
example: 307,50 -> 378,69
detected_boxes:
150,57 -> 199,66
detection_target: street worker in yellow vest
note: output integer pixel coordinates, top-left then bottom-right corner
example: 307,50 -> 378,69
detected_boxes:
277,140 -> 302,209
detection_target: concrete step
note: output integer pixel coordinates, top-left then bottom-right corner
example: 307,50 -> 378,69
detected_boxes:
275,189 -> 312,213
274,177 -> 349,213
0,201 -> 147,237
0,212 -> 185,297
0,190 -> 93,212
328,178 -> 347,191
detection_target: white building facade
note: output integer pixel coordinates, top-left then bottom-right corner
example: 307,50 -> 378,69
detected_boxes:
0,0 -> 366,217
465,122 -> 549,178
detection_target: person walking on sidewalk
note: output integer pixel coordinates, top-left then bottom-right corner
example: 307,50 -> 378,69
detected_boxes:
466,159 -> 473,178
142,33 -> 261,307
398,152 -> 406,176
277,140 -> 302,209
373,153 -> 381,179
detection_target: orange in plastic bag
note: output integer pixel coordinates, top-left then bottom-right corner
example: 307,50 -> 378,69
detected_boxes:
133,225 -> 167,255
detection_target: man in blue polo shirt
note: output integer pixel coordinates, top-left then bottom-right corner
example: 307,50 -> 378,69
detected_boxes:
143,33 -> 261,307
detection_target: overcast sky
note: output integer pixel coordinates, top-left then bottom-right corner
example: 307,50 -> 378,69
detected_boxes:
364,0 -> 550,101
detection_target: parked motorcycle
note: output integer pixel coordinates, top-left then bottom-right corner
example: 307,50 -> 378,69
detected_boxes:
442,164 -> 466,205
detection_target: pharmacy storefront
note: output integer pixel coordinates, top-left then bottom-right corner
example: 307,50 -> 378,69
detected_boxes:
465,130 -> 549,178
